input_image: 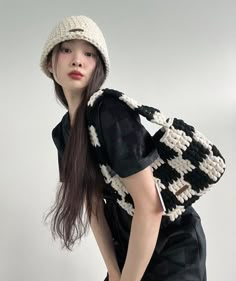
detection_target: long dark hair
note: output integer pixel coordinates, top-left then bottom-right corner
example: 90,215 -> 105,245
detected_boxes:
44,41 -> 107,251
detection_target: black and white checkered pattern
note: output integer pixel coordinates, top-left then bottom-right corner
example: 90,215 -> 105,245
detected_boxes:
86,88 -> 226,221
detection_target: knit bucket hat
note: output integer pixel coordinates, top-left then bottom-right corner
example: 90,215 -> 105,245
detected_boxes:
39,15 -> 110,80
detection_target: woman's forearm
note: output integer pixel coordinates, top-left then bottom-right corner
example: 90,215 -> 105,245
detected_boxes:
120,209 -> 163,281
90,200 -> 121,277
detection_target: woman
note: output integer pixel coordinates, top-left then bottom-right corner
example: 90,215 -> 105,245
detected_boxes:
40,15 -> 207,281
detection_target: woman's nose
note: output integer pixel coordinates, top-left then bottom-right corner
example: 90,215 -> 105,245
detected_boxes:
72,60 -> 82,67
71,52 -> 83,67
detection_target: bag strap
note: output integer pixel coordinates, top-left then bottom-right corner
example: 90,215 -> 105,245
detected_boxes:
87,88 -> 173,128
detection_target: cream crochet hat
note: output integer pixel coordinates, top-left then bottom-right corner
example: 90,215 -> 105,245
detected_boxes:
39,15 -> 110,79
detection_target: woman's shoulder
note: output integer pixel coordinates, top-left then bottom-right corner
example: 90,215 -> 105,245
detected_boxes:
97,88 -> 140,118
90,88 -> 128,107
51,112 -> 69,143
52,112 -> 68,134
86,88 -> 141,131
97,87 -> 124,104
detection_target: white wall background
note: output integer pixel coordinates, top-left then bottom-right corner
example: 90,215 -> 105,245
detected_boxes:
0,0 -> 235,280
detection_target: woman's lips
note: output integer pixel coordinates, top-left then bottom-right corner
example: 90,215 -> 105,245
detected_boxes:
68,73 -> 83,80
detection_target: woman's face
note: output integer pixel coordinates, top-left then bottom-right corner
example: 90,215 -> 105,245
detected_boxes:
48,39 -> 98,94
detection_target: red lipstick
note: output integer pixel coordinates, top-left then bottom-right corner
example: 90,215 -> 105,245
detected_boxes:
68,70 -> 84,79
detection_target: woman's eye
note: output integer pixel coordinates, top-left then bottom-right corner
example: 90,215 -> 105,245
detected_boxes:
85,52 -> 96,57
60,47 -> 71,53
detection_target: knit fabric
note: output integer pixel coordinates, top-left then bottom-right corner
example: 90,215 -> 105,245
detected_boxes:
86,88 -> 226,222
39,15 -> 110,79
51,107 -> 207,281
97,96 -> 167,214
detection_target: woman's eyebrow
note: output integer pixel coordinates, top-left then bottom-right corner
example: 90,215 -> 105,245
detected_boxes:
63,40 -> 94,49
82,43 -> 97,53
83,42 -> 95,48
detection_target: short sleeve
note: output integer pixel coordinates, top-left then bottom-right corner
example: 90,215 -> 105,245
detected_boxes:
98,97 -> 159,178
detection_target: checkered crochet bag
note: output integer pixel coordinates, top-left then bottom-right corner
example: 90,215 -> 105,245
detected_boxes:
86,88 -> 226,221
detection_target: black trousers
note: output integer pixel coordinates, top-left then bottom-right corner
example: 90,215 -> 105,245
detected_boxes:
104,206 -> 207,281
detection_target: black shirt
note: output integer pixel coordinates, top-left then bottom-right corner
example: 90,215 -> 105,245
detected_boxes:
51,95 -> 204,279
51,96 -> 160,180
97,96 -> 159,178
51,95 -> 166,211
